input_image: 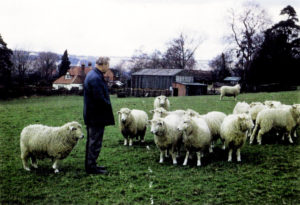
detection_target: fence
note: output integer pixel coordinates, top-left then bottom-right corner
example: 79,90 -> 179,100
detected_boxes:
115,88 -> 171,98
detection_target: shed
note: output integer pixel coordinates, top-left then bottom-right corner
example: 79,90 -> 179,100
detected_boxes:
224,76 -> 241,85
172,82 -> 207,96
131,69 -> 183,89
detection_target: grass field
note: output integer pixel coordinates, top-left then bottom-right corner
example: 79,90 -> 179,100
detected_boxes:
1,91 -> 300,204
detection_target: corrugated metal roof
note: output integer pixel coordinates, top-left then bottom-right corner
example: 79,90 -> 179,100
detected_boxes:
224,77 -> 241,81
132,69 -> 183,76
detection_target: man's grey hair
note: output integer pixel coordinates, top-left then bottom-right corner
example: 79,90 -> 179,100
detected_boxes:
96,57 -> 110,65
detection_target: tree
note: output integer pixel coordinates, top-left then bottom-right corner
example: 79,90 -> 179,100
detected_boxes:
163,33 -> 200,69
11,50 -> 31,85
249,5 -> 300,86
228,2 -> 271,83
0,34 -> 13,86
58,50 -> 71,77
35,52 -> 59,84
209,52 -> 232,82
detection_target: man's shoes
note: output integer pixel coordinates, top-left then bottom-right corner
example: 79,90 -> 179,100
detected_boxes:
86,166 -> 108,175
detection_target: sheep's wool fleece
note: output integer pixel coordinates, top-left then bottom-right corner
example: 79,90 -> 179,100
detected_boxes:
20,122 -> 82,159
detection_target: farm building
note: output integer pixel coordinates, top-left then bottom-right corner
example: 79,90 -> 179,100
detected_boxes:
131,68 -> 208,96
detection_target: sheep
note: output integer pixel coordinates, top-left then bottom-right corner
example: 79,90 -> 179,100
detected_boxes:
233,101 -> 250,115
177,116 -> 212,166
220,114 -> 254,162
250,105 -> 300,145
249,102 -> 267,123
150,107 -> 185,120
220,84 -> 241,101
118,108 -> 148,146
154,95 -> 170,110
185,109 -> 201,117
149,115 -> 183,165
20,121 -> 84,173
264,100 -> 282,108
201,111 -> 227,152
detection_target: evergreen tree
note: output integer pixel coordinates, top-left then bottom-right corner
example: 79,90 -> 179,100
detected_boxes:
0,34 -> 13,86
249,5 -> 300,86
58,50 -> 71,77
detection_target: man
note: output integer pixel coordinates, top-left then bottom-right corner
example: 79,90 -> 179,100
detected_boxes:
83,57 -> 115,174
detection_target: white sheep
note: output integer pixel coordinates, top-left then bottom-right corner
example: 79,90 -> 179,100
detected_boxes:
220,84 -> 241,101
118,108 -> 148,146
20,121 -> 84,173
201,111 -> 227,152
150,107 -> 185,120
220,114 -> 254,162
249,102 -> 267,123
250,105 -> 300,145
177,116 -> 212,166
233,101 -> 250,115
264,100 -> 282,108
154,95 -> 170,110
150,115 -> 183,165
185,109 -> 201,117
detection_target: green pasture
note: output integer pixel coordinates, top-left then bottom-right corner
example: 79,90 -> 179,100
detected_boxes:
0,91 -> 300,204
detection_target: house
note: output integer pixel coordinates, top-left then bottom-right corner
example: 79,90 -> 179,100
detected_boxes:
104,68 -> 120,82
224,76 -> 241,85
52,64 -> 92,90
131,68 -> 208,96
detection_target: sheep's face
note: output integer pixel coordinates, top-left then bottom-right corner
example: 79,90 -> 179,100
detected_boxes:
238,114 -> 254,132
153,108 -> 168,118
150,119 -> 165,136
69,122 -> 84,140
118,108 -> 131,125
157,96 -> 168,106
177,118 -> 192,135
291,104 -> 300,124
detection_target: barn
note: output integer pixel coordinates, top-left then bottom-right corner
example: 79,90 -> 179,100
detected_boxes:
131,69 -> 208,96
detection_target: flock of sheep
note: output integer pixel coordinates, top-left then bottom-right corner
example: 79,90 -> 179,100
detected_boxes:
19,85 -> 300,172
118,95 -> 300,167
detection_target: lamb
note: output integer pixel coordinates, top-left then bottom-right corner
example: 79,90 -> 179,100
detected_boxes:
220,84 -> 241,101
149,115 -> 183,165
249,102 -> 267,123
118,108 -> 148,146
154,95 -> 170,110
250,105 -> 300,145
233,101 -> 250,115
220,114 -> 254,162
177,116 -> 212,166
20,121 -> 84,173
150,107 -> 185,120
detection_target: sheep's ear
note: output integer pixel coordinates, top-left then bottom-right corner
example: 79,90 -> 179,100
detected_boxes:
150,110 -> 154,114
117,111 -> 121,114
69,126 -> 76,131
147,120 -> 152,125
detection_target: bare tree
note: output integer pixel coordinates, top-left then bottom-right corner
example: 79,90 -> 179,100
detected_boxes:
35,52 -> 59,83
164,33 -> 201,69
228,2 -> 271,81
11,50 -> 31,85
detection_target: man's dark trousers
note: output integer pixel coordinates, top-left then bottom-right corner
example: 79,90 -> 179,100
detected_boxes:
85,126 -> 105,169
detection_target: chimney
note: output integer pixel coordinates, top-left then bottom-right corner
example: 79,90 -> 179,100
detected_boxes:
81,63 -> 85,77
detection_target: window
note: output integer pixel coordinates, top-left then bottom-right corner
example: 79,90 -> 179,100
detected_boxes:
65,72 -> 71,80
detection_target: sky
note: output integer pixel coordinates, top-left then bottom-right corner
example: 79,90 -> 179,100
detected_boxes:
1,0 -> 300,61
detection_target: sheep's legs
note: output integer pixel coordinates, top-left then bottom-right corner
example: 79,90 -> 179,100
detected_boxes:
183,151 -> 189,166
129,138 -> 133,146
196,152 -> 202,166
159,150 -> 164,163
209,145 -> 213,153
124,138 -> 128,146
250,124 -> 259,144
21,152 -> 31,171
165,150 -> 169,158
236,149 -> 241,162
52,160 -> 60,173
288,133 -> 293,144
31,156 -> 38,169
170,150 -> 177,165
228,149 -> 233,162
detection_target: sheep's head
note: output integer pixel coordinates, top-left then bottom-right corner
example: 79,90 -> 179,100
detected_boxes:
118,108 -> 131,125
185,109 -> 200,117
157,96 -> 168,106
152,107 -> 168,118
177,117 -> 192,135
149,119 -> 165,136
291,104 -> 300,124
238,114 -> 253,132
250,102 -> 263,108
68,121 -> 84,140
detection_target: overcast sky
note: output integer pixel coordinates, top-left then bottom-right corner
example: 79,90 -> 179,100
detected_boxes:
1,0 -> 299,60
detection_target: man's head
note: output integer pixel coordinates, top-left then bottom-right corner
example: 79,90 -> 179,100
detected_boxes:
95,57 -> 110,73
